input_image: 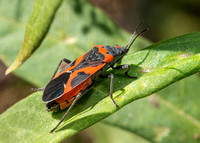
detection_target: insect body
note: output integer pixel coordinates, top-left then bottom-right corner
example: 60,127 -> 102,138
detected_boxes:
42,23 -> 147,133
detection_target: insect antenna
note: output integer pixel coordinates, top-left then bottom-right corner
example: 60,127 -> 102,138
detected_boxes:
125,21 -> 149,52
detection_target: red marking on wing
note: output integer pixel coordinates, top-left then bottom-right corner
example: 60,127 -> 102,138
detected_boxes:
97,47 -> 114,63
53,53 -> 87,79
55,63 -> 106,109
50,45 -> 116,109
115,45 -> 123,48
95,45 -> 104,48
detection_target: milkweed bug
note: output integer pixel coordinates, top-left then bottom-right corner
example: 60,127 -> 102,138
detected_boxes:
42,22 -> 148,133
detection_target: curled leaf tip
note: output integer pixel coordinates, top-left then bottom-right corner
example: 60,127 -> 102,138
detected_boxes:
5,60 -> 23,75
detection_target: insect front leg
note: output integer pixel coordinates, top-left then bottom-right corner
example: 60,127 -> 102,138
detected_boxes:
50,91 -> 83,133
31,87 -> 45,92
100,73 -> 119,108
112,64 -> 137,78
51,58 -> 72,80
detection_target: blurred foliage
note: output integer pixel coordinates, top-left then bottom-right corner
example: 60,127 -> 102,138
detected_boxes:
5,0 -> 63,75
88,0 -> 200,42
139,0 -> 200,41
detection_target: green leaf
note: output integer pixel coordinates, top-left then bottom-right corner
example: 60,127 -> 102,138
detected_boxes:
0,0 -> 150,142
104,74 -> 200,142
0,0 -> 150,86
0,32 -> 200,142
5,0 -> 63,74
0,0 -> 200,142
90,123 -> 150,143
102,33 -> 200,142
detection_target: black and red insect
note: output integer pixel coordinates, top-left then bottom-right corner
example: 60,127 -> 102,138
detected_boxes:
42,23 -> 147,133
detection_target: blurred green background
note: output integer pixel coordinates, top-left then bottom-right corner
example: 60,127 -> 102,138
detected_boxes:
0,0 -> 200,142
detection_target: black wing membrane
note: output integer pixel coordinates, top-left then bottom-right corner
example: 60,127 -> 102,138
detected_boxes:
71,71 -> 90,88
42,72 -> 71,102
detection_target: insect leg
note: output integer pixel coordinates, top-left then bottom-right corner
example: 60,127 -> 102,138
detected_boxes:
108,73 -> 119,108
51,58 -> 71,80
31,87 -> 45,91
100,74 -> 119,108
50,91 -> 83,133
35,59 -> 71,92
112,64 -> 137,78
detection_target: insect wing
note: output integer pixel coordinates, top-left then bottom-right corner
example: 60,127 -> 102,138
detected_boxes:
42,72 -> 71,102
43,46 -> 109,102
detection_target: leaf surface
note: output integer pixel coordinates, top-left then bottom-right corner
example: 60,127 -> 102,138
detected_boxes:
0,32 -> 200,142
5,0 -> 63,74
0,0 -> 200,142
104,74 -> 200,142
